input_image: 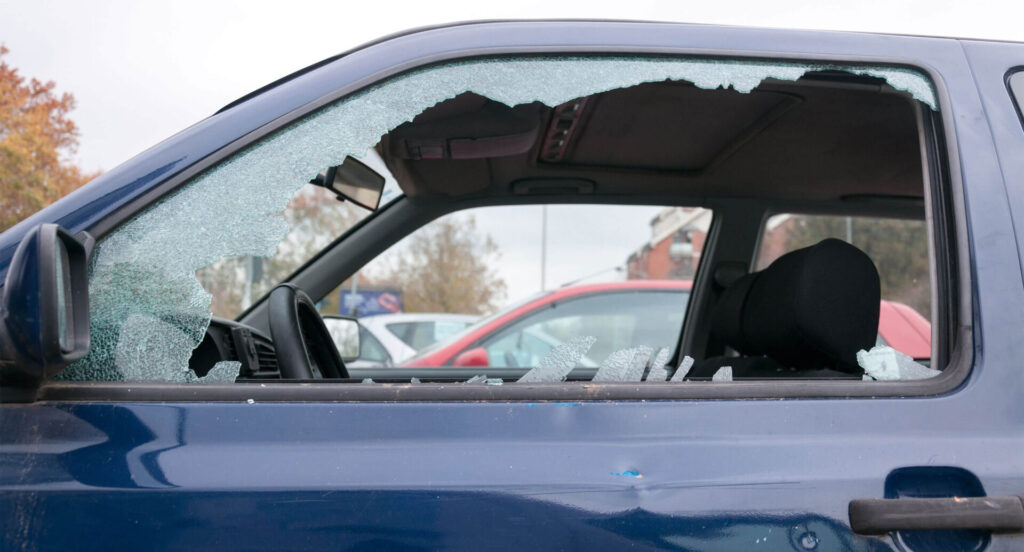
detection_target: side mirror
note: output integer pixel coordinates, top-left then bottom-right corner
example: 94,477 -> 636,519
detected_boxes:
0,224 -> 92,401
453,347 -> 489,367
322,315 -> 361,362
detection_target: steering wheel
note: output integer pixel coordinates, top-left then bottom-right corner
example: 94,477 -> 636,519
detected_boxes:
267,284 -> 349,379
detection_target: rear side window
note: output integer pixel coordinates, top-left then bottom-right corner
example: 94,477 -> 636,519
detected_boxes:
757,214 -> 932,360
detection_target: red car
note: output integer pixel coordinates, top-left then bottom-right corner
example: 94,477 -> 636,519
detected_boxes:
403,280 -> 930,368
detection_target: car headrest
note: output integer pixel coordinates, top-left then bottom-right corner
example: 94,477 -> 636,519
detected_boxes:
711,238 -> 880,372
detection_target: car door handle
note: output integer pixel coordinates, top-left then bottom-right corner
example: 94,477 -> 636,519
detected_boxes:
849,496 -> 1024,534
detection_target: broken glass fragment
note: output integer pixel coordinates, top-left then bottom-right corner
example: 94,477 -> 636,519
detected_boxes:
712,366 -> 733,382
485,378 -> 503,386
623,346 -> 653,381
361,378 -> 375,384
857,346 -> 939,381
464,374 -> 488,384
593,347 -> 649,382
195,361 -> 241,383
62,55 -> 938,382
592,348 -> 637,382
410,377 -> 421,384
670,355 -> 695,382
518,336 -> 597,383
644,347 -> 671,382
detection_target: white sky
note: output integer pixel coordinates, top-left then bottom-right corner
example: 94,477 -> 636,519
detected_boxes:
2,0 -> 1022,307
449,204 -> 663,304
2,0 -> 1022,173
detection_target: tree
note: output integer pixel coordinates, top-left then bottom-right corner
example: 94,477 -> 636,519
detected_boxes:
197,186 -> 364,318
377,214 -> 507,315
0,46 -> 96,231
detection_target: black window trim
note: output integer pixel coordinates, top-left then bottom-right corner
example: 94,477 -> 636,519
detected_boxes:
1007,67 -> 1024,129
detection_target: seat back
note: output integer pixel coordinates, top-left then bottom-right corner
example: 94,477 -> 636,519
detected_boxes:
691,238 -> 880,378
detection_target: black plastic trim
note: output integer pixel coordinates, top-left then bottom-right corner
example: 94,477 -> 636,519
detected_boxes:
1007,67 -> 1024,130
850,496 -> 1024,534
36,351 -> 970,401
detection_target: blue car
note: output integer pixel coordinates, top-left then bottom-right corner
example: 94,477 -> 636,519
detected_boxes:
2,21 -> 1024,551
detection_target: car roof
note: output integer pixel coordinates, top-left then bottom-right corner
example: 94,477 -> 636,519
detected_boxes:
359,312 -> 479,327
544,279 -> 692,300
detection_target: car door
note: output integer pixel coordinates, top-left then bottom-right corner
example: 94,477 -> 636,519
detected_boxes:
3,22 -> 1023,552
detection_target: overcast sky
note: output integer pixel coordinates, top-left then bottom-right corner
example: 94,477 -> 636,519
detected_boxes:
2,0 -> 1022,173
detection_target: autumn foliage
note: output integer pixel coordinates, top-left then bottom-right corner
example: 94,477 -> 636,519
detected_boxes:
0,46 -> 96,232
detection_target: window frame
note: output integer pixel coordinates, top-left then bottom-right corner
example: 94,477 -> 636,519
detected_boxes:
34,48 -> 972,402
1008,69 -> 1024,130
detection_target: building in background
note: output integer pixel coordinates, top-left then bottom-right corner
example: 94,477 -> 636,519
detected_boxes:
626,207 -> 712,280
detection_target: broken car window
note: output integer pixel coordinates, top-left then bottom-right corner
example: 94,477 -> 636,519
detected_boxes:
57,55 -> 939,383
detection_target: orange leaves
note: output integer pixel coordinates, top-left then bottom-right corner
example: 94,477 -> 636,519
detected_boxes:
0,45 -> 98,231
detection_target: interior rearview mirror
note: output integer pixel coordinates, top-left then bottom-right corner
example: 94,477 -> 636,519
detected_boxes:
311,155 -> 386,212
0,224 -> 92,402
322,315 -> 361,362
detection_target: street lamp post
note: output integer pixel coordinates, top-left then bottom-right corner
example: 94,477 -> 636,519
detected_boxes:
540,205 -> 547,291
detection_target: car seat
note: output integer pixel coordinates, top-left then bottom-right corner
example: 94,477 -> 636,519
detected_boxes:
689,238 -> 880,379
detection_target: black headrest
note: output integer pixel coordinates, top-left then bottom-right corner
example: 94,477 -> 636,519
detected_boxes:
711,239 -> 880,372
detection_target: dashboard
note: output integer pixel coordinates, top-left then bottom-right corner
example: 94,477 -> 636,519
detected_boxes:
189,317 -> 281,379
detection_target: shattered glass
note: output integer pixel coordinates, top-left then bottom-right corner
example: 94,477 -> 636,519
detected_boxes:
857,346 -> 939,381
60,55 -> 938,382
712,366 -> 733,382
644,347 -> 671,382
194,361 -> 241,383
593,347 -> 652,382
518,336 -> 597,383
623,346 -> 653,382
669,355 -> 695,382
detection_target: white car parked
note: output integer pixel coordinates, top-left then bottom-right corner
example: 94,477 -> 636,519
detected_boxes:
356,313 -> 479,365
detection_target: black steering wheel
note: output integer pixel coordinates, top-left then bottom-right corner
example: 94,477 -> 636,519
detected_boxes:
267,284 -> 349,379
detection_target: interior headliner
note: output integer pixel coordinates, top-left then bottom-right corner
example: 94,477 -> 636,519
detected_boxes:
381,72 -> 925,208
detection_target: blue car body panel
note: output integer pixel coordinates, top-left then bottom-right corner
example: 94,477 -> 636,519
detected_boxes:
2,21 -> 1023,551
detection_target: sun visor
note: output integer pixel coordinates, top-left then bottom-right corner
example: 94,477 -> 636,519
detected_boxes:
387,93 -> 543,160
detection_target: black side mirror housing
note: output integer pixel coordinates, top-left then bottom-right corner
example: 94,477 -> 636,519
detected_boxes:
0,224 -> 92,402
